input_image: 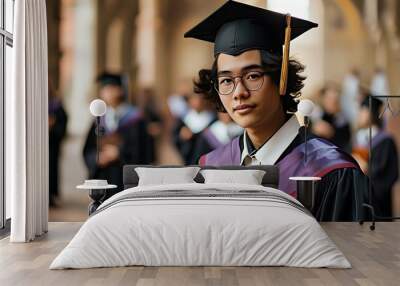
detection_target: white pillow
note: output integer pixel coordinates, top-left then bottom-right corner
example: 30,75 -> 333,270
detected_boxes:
135,167 -> 200,186
200,169 -> 266,185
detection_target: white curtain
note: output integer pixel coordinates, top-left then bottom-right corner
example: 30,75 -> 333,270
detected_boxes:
8,0 -> 48,242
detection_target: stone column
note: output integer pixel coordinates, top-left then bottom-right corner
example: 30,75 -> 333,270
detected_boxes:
136,0 -> 158,88
364,0 -> 384,68
46,0 -> 61,90
382,0 -> 400,92
65,0 -> 96,136
136,0 -> 171,104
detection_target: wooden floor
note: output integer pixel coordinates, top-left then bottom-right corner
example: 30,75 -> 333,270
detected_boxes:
0,222 -> 399,286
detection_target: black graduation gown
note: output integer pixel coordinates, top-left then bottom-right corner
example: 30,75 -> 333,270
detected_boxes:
320,112 -> 352,152
83,114 -> 150,197
370,136 -> 399,217
142,106 -> 163,164
173,116 -> 217,165
190,132 -> 214,165
49,103 -> 68,200
240,129 -> 370,221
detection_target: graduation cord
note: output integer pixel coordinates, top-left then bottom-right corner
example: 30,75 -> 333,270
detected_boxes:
359,95 -> 400,230
279,14 -> 291,96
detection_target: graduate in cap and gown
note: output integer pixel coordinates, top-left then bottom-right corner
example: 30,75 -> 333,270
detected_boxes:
83,73 -> 150,197
173,92 -> 217,164
137,88 -> 164,164
353,96 -> 399,218
48,83 -> 68,206
186,0 -> 369,221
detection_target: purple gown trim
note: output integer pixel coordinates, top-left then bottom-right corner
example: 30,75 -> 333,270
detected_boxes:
201,129 -> 224,150
200,137 -> 359,197
117,109 -> 142,131
371,131 -> 391,149
100,107 -> 142,135
276,138 -> 358,196
200,137 -> 241,166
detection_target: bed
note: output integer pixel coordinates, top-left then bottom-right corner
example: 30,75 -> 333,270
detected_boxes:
50,165 -> 350,269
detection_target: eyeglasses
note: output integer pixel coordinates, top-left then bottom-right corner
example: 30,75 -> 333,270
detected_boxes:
214,70 -> 267,95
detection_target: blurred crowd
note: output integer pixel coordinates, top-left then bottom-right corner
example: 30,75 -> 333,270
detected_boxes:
48,69 -> 399,216
310,68 -> 399,217
48,72 -> 243,205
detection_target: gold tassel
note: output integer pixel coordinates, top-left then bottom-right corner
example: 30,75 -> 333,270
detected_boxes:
279,14 -> 292,96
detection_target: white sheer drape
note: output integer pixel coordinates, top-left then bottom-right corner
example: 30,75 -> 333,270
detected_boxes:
8,0 -> 48,242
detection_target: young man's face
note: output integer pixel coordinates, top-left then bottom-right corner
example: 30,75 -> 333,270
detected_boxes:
357,107 -> 371,129
188,93 -> 206,113
322,88 -> 340,115
216,49 -> 282,130
99,85 -> 123,108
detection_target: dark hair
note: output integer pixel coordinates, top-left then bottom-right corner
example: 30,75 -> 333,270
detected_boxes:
319,83 -> 340,97
194,50 -> 306,113
361,94 -> 383,128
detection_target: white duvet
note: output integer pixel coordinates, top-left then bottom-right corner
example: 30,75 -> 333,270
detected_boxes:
50,183 -> 350,269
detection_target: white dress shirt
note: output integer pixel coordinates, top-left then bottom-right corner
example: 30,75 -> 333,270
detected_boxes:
105,104 -> 132,132
240,116 -> 301,166
182,110 -> 215,134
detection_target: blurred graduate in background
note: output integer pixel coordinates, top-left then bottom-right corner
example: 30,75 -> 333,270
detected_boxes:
341,68 -> 361,127
136,87 -> 164,164
353,96 -> 399,217
312,85 -> 352,152
172,92 -> 217,165
195,112 -> 243,153
83,73 -> 151,196
49,81 -> 68,207
167,79 -> 191,122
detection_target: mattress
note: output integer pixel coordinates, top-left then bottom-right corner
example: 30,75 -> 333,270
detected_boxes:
50,183 -> 350,269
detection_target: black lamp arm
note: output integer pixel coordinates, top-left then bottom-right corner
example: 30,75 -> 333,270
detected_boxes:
96,116 -> 101,166
304,116 -> 310,164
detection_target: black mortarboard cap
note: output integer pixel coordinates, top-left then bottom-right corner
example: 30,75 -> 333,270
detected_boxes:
361,95 -> 384,126
97,72 -> 123,87
184,0 -> 318,57
184,0 -> 317,95
361,96 -> 383,116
